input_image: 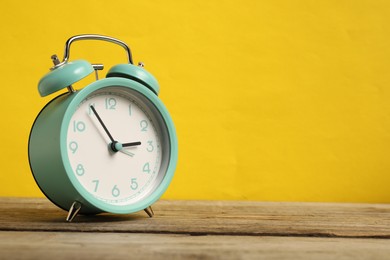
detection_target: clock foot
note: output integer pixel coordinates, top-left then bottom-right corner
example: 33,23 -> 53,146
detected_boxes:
66,201 -> 82,222
144,206 -> 154,218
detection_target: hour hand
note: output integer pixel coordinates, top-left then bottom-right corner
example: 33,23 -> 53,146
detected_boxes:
122,141 -> 141,147
115,142 -> 141,157
119,141 -> 141,157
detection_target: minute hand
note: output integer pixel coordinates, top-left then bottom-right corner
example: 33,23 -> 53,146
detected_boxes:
90,105 -> 115,143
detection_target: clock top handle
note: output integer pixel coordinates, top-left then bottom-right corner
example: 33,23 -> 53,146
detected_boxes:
54,34 -> 134,68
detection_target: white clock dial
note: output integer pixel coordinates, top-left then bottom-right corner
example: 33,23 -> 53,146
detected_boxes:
66,87 -> 164,206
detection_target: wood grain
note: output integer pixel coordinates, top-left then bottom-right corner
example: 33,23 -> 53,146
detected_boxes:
0,197 -> 390,238
1,231 -> 389,260
1,198 -> 390,259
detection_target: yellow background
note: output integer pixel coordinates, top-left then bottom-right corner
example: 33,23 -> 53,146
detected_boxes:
1,0 -> 390,203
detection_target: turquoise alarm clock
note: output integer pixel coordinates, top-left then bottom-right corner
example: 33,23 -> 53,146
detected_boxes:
28,34 -> 178,222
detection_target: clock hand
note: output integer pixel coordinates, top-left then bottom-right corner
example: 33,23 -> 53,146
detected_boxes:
90,105 -> 115,143
109,141 -> 135,156
120,149 -> 135,157
122,141 -> 142,147
90,105 -> 141,154
117,142 -> 140,157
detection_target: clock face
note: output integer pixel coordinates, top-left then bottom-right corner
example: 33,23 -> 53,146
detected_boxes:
66,86 -> 169,206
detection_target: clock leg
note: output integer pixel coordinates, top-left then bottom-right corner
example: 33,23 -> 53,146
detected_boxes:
66,201 -> 82,222
144,206 -> 154,218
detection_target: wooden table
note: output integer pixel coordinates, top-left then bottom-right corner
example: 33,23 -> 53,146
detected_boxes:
1,197 -> 390,259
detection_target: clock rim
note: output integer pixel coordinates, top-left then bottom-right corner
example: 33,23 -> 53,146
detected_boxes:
61,77 -> 178,214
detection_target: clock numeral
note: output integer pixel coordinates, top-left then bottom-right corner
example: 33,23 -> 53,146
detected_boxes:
130,178 -> 138,190
146,141 -> 154,152
69,141 -> 78,154
105,97 -> 117,110
143,162 -> 151,174
92,180 -> 99,192
75,164 -> 85,176
140,120 -> 148,132
88,103 -> 95,115
112,185 -> 120,197
128,104 -> 132,116
73,120 -> 86,132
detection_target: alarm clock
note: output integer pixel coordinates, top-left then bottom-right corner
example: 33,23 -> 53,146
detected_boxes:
28,34 -> 178,222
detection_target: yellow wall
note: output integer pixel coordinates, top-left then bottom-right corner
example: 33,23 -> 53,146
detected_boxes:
1,0 -> 390,203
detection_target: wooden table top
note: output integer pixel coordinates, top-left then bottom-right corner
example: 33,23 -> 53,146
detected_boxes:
1,197 -> 390,259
